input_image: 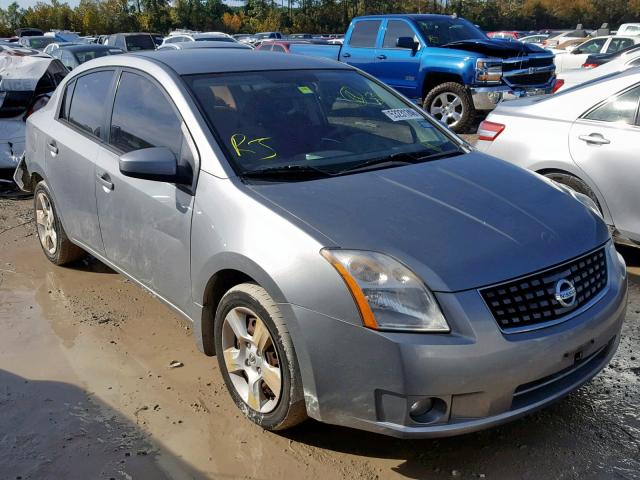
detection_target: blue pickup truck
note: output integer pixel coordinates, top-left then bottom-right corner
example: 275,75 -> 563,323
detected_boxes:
289,14 -> 556,132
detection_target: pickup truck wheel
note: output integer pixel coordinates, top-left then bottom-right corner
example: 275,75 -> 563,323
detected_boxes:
33,180 -> 85,265
214,283 -> 307,431
424,82 -> 473,133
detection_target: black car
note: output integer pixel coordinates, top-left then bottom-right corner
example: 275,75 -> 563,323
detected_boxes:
583,43 -> 640,68
106,33 -> 156,52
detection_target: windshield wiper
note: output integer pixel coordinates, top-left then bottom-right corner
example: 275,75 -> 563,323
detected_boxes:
334,149 -> 462,175
240,164 -> 332,181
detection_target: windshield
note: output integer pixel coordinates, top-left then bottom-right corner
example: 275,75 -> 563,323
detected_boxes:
184,69 -> 460,178
74,48 -> 122,64
29,37 -> 55,49
416,18 -> 487,46
125,35 -> 155,51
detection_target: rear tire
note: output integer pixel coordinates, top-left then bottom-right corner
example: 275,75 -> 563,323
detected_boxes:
423,82 -> 474,133
33,180 -> 85,265
543,172 -> 603,214
214,283 -> 307,431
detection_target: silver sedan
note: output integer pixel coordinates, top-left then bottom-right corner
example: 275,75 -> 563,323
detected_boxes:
477,68 -> 640,248
15,50 -> 627,438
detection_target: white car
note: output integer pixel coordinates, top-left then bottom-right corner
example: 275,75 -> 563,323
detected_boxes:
554,35 -> 640,72
556,46 -> 640,92
519,34 -> 548,45
0,53 -> 67,168
162,32 -> 236,46
617,23 -> 640,36
476,69 -> 640,245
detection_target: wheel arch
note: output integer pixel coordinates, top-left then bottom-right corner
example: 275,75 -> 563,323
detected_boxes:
536,166 -> 614,226
195,253 -> 289,356
421,72 -> 464,100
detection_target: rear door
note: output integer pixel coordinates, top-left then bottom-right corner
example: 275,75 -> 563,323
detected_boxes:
374,19 -> 422,99
339,19 -> 381,73
93,69 -> 197,312
45,69 -> 116,254
568,84 -> 640,241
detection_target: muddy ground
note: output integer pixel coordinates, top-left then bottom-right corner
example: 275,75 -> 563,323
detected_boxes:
1,186 -> 639,480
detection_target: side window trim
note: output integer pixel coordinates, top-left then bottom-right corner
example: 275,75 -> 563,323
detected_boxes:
56,68 -> 118,143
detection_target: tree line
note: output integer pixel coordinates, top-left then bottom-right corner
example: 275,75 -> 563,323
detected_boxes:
0,0 -> 638,38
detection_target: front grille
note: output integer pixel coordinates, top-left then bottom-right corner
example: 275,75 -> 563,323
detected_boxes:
502,56 -> 554,72
481,247 -> 608,331
505,71 -> 554,86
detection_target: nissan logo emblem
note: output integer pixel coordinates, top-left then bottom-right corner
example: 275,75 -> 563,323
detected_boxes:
555,279 -> 577,308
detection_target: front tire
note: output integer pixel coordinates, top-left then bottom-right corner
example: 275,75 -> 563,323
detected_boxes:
33,180 -> 85,265
423,82 -> 474,133
214,283 -> 307,430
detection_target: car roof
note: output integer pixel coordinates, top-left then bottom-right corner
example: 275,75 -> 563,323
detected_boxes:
112,32 -> 152,37
171,41 -> 251,49
65,44 -> 121,52
132,49 -> 349,75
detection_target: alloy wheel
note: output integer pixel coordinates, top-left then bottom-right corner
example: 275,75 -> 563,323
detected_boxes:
430,92 -> 464,127
35,192 -> 57,255
221,306 -> 282,413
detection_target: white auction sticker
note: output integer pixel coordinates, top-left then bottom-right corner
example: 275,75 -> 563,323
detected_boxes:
381,108 -> 424,122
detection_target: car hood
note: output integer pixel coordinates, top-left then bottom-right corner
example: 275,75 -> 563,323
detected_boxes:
248,152 -> 609,292
442,38 -> 549,58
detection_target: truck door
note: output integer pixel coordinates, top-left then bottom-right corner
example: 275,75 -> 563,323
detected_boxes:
339,19 -> 381,74
375,19 -> 423,99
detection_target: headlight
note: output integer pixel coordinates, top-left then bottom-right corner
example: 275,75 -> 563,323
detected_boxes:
476,58 -> 502,83
321,249 -> 449,332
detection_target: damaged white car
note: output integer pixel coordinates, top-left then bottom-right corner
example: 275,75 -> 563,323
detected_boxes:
0,49 -> 67,169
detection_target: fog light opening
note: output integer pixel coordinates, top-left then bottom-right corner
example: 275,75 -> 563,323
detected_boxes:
409,397 -> 447,424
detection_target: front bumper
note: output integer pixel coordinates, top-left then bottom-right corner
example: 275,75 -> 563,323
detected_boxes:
289,241 -> 627,438
470,83 -> 554,110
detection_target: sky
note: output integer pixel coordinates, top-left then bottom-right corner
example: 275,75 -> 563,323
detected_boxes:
0,0 -> 245,10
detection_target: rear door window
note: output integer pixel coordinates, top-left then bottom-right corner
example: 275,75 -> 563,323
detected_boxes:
584,85 -> 640,125
578,38 -> 607,53
607,38 -> 635,53
67,70 -> 114,137
349,20 -> 381,48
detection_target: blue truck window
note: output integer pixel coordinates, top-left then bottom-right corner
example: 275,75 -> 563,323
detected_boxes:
349,20 -> 381,48
383,20 -> 418,49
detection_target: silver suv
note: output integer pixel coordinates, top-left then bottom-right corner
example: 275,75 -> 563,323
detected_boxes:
15,50 -> 627,438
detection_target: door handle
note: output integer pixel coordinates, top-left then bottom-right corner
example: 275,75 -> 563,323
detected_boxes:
376,54 -> 387,60
96,172 -> 114,191
47,141 -> 58,156
341,52 -> 351,58
578,134 -> 610,145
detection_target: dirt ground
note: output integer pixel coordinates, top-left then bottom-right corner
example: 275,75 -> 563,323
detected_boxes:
1,185 -> 639,480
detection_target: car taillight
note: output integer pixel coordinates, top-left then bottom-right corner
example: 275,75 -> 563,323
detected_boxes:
552,79 -> 565,93
478,120 -> 505,141
23,95 -> 49,121
582,63 -> 598,69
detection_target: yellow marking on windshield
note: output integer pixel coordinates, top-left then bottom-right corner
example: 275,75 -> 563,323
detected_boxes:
231,134 -> 277,160
231,134 -> 256,157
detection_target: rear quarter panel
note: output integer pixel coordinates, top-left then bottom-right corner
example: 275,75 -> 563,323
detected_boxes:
476,110 -> 614,224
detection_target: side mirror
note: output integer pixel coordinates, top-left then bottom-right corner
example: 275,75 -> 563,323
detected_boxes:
396,36 -> 418,52
119,146 -> 189,184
